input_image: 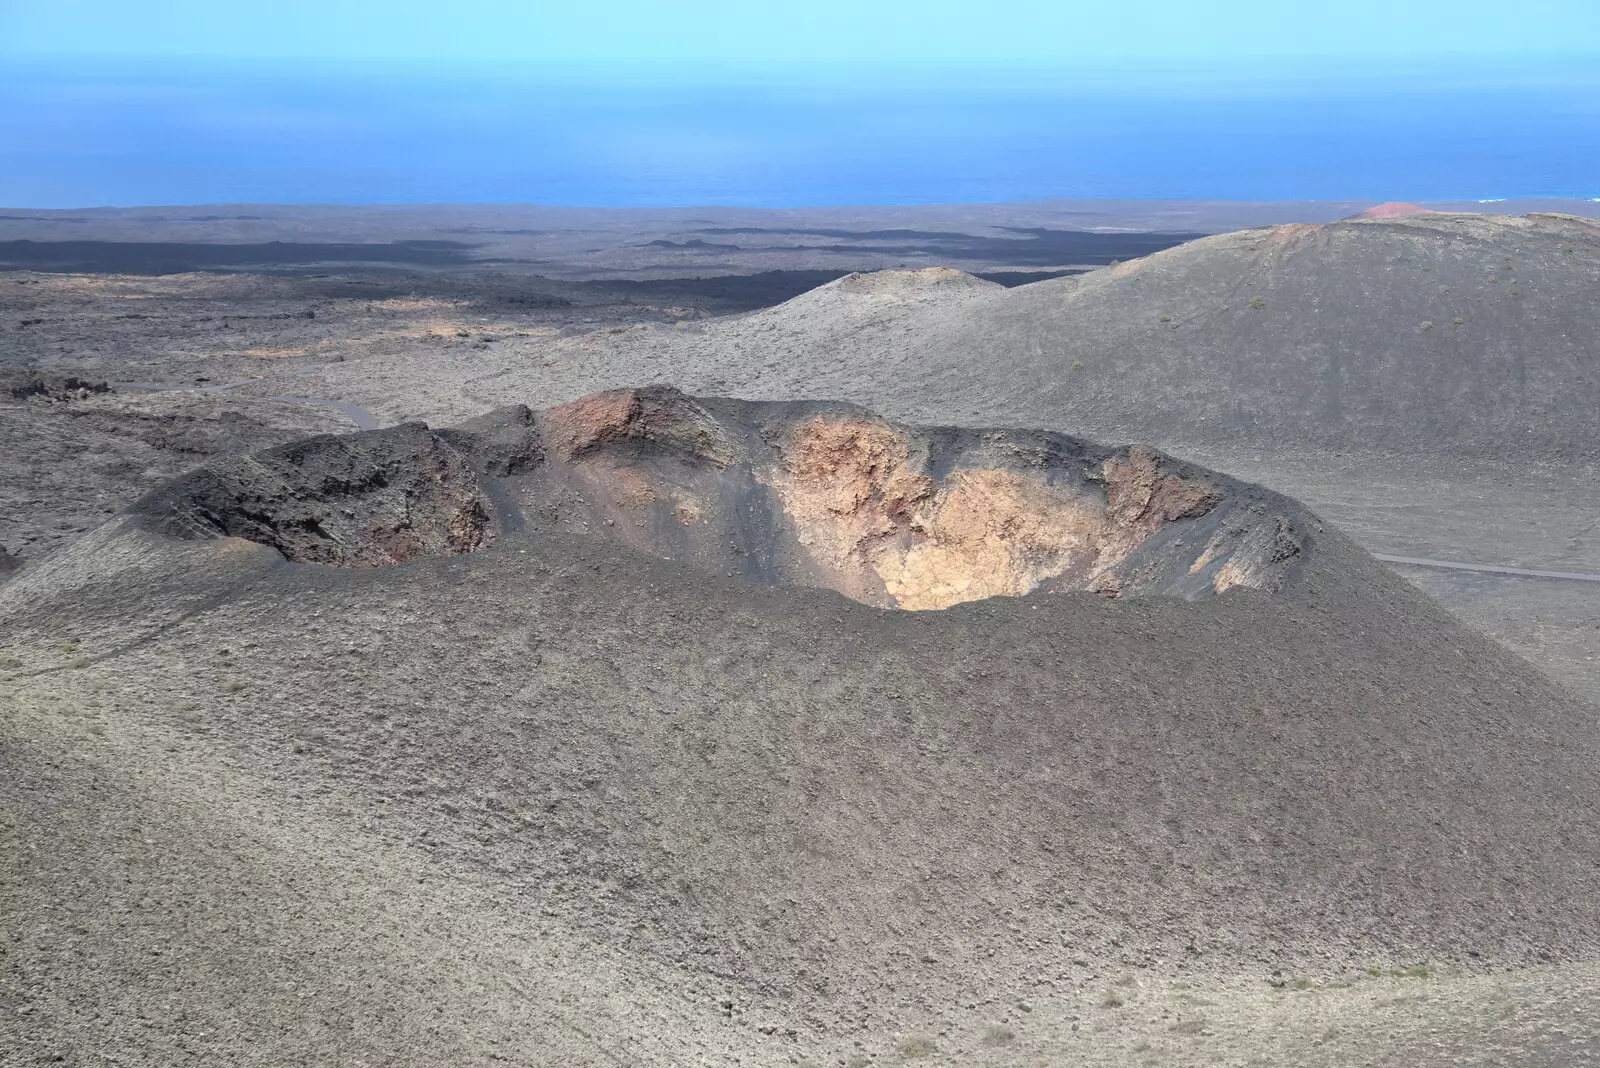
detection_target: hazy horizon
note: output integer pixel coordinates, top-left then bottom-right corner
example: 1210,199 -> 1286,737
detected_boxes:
3,1 -> 1598,209
5,56 -> 1599,210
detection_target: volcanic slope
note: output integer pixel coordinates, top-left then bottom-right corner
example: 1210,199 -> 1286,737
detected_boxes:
321,212 -> 1600,460
291,212 -> 1600,703
6,392 -> 1600,1066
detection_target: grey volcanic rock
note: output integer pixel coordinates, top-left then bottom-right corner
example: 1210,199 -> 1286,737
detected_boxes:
2,370 -> 113,401
5,398 -> 1600,1065
133,421 -> 494,567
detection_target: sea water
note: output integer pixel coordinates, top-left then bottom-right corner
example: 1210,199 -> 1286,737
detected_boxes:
2,57 -> 1596,208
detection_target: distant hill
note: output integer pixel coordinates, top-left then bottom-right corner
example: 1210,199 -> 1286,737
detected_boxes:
1347,201 -> 1442,219
461,212 -> 1600,459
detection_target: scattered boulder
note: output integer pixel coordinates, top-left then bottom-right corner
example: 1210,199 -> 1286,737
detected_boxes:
3,371 -> 112,402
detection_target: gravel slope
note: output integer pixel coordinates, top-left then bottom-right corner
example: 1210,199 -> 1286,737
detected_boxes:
6,404 -> 1600,1064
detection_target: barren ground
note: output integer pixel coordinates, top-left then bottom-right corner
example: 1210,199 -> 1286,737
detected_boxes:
4,204 -> 1600,1067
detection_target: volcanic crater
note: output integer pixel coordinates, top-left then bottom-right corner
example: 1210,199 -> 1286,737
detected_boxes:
133,385 -> 1309,609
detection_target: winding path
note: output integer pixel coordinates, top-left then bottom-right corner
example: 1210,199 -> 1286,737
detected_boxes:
1371,554 -> 1600,584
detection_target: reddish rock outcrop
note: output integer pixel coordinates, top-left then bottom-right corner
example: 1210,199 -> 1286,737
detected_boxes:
543,387 -> 735,467
1347,201 -> 1446,219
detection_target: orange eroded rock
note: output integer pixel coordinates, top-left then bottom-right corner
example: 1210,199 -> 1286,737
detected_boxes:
1092,445 -> 1222,575
1103,445 -> 1221,528
769,415 -> 933,602
770,417 -> 925,562
774,424 -> 1240,609
542,389 -> 643,461
542,387 -> 737,467
880,468 -> 1103,610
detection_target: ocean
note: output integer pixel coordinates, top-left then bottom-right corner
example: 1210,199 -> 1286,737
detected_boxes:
2,57 -> 1597,208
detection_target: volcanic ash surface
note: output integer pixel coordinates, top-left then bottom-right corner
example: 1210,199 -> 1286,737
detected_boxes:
8,386 -> 1600,1065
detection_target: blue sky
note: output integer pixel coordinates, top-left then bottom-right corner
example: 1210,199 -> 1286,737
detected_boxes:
4,0 -> 1598,64
2,2 -> 1596,207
